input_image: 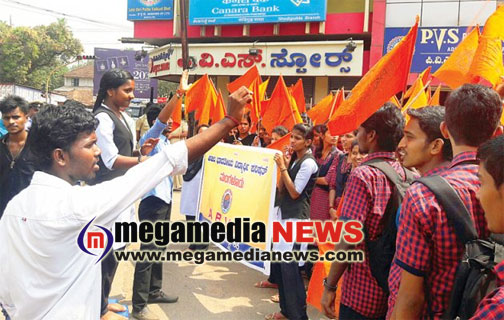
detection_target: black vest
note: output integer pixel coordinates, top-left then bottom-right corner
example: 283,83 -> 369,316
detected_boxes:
92,106 -> 134,184
279,153 -> 318,220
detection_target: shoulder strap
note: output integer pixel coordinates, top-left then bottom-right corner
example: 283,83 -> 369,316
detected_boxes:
416,175 -> 478,244
366,159 -> 404,186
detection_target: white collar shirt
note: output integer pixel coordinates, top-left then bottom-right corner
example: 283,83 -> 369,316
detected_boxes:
0,141 -> 187,320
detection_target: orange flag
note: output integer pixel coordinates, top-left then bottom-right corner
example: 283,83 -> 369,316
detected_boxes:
402,75 -> 428,112
290,79 -> 306,113
196,86 -> 217,125
266,132 -> 291,151
481,5 -> 504,40
433,27 -> 480,89
249,77 -> 262,124
171,96 -> 183,131
227,65 -> 261,93
429,85 -> 442,105
404,67 -> 431,99
327,17 -> 419,136
185,74 -> 211,114
468,36 -> 504,87
389,95 -> 401,108
210,89 -> 226,125
261,76 -> 302,133
307,90 -> 343,125
259,78 -> 270,100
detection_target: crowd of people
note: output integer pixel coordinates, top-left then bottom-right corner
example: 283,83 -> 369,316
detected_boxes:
0,67 -> 503,320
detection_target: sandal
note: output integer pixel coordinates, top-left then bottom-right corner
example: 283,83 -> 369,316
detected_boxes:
265,311 -> 287,320
254,280 -> 278,289
270,294 -> 280,303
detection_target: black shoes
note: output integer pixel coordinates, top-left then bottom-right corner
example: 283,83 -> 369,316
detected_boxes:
148,291 -> 179,304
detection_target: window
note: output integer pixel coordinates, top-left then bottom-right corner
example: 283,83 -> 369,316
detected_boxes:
385,0 -> 497,27
72,78 -> 80,87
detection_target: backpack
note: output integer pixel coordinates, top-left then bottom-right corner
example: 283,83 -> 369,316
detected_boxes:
416,175 -> 504,320
364,159 -> 416,294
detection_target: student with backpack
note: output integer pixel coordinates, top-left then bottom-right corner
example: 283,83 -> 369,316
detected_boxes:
471,135 -> 504,319
321,103 -> 413,320
386,106 -> 452,318
391,84 -> 503,319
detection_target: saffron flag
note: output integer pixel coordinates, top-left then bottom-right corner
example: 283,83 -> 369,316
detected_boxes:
429,85 -> 442,106
266,132 -> 291,152
171,96 -> 183,131
481,5 -> 504,40
211,89 -> 226,125
404,67 -> 431,99
433,27 -> 480,89
468,24 -> 504,86
185,74 -> 211,115
227,65 -> 261,93
261,76 -> 302,133
307,90 -> 343,125
402,75 -> 428,112
290,79 -> 306,113
389,95 -> 401,108
327,17 -> 419,135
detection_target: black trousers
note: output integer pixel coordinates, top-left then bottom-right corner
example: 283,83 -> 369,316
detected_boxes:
270,257 -> 308,320
132,196 -> 172,312
185,215 -> 209,250
339,304 -> 386,320
101,247 -> 123,316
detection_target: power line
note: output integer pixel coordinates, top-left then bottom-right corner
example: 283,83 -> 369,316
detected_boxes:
0,0 -> 131,30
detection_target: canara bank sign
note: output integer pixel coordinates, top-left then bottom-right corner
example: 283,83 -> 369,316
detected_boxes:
148,41 -> 364,78
189,0 -> 326,25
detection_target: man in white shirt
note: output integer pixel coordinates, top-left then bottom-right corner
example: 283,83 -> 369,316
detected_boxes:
0,86 -> 251,320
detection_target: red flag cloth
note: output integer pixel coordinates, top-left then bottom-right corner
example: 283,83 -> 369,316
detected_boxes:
185,74 -> 211,114
261,76 -> 302,133
433,27 -> 480,89
227,65 -> 261,93
290,79 -> 306,113
327,17 -> 418,136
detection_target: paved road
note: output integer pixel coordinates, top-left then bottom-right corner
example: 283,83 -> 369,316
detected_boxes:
109,191 -> 328,319
1,191 -> 328,320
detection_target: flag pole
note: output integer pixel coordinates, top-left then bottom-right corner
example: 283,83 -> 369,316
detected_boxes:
402,79 -> 431,115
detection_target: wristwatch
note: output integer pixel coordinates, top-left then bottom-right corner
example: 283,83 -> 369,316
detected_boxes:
323,277 -> 338,292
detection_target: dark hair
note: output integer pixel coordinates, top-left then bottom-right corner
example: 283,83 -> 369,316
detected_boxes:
27,104 -> 98,171
242,113 -> 251,125
312,124 -> 328,159
93,69 -> 134,112
477,135 -> 504,188
63,99 -> 88,109
0,95 -> 29,115
361,102 -> 405,152
290,123 -> 314,164
407,106 -> 452,161
272,125 -> 288,137
146,104 -> 162,127
29,101 -> 43,111
351,139 -> 359,149
444,84 -> 502,147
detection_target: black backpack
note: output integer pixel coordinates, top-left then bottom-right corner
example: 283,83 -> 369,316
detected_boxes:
364,159 -> 416,294
417,175 -> 504,320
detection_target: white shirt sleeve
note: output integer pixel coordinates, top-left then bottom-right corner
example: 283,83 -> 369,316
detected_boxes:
293,158 -> 318,194
72,141 -> 188,228
95,113 -> 119,170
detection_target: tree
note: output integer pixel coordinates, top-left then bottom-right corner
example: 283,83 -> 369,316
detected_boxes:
158,80 -> 178,97
0,19 -> 83,91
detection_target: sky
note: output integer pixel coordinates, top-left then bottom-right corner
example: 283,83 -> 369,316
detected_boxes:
0,0 -> 143,54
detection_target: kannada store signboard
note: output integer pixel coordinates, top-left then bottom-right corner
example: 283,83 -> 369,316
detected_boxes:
189,0 -> 327,25
94,48 -> 158,99
148,41 -> 364,78
127,0 -> 174,21
384,26 -> 504,73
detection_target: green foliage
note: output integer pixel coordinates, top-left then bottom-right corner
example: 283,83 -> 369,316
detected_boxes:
0,19 -> 82,90
158,80 -> 178,97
